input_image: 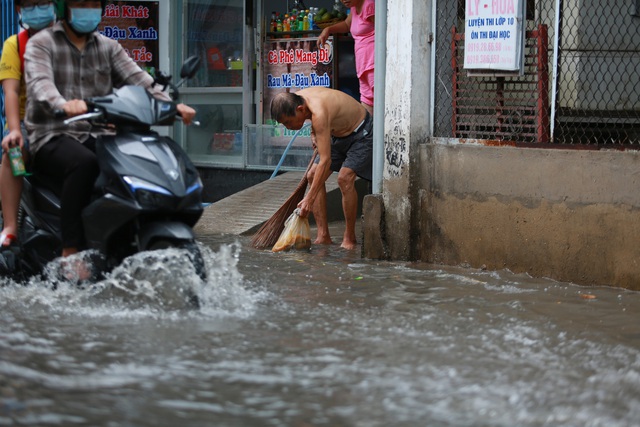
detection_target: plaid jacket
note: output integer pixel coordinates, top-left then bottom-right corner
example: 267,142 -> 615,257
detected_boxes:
24,21 -> 170,155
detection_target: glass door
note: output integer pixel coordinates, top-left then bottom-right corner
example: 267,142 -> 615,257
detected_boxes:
174,0 -> 251,167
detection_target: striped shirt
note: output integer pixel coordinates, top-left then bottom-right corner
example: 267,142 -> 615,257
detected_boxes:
24,21 -> 171,155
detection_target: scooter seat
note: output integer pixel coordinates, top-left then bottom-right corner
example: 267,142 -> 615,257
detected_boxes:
27,174 -> 62,215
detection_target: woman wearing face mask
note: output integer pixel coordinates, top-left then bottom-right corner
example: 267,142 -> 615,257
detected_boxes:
0,0 -> 56,263
23,0 -> 197,273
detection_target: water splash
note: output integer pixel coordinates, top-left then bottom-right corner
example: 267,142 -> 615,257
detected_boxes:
0,241 -> 266,319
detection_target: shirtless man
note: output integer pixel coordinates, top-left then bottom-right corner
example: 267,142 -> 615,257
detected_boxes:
270,87 -> 373,250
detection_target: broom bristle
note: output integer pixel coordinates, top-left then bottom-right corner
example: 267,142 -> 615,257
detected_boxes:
251,151 -> 317,250
250,175 -> 308,249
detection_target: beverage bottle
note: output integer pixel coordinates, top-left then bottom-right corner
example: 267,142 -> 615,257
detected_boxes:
8,146 -> 29,177
276,13 -> 283,32
283,14 -> 291,32
303,15 -> 309,31
270,11 -> 276,32
308,9 -> 314,30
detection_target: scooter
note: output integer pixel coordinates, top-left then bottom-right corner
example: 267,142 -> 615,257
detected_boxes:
11,56 -> 206,282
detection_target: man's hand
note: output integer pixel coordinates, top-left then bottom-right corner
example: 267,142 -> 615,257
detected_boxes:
1,130 -> 23,152
62,100 -> 88,117
177,103 -> 196,125
297,196 -> 313,218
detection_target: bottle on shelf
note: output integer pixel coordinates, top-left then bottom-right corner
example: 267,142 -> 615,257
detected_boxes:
283,14 -> 291,32
307,9 -> 314,30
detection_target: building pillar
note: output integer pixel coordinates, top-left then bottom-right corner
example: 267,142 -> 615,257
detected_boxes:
380,0 -> 432,259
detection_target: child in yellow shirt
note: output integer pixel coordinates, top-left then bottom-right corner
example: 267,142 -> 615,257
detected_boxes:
0,0 -> 55,250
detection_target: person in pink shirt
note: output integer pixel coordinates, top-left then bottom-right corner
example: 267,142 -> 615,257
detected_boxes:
318,0 -> 375,116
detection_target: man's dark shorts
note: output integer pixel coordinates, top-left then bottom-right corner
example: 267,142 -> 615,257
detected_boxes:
317,112 -> 373,181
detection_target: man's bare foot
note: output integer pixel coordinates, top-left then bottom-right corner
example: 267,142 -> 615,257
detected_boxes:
340,240 -> 358,250
314,237 -> 333,245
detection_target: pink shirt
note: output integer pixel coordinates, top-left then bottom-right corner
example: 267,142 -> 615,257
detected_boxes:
350,0 -> 375,77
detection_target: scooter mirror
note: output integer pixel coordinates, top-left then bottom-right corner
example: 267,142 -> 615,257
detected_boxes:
180,56 -> 202,80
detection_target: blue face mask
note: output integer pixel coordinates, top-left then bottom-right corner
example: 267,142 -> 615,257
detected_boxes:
68,7 -> 102,34
20,4 -> 55,30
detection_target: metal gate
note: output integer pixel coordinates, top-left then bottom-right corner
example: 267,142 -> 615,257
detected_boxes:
433,0 -> 640,147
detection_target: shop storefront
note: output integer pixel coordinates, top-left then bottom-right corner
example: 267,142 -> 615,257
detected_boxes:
169,0 -> 357,172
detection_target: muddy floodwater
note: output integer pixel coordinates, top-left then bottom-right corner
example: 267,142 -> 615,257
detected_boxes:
0,229 -> 639,426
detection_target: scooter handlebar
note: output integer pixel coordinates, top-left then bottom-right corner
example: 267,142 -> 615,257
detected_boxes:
63,111 -> 104,125
175,115 -> 200,126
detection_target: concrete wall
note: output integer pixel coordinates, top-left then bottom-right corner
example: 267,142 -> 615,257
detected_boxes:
364,141 -> 640,290
409,141 -> 640,290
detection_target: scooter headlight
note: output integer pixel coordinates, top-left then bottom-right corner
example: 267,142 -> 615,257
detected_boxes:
124,176 -> 175,208
123,176 -> 172,195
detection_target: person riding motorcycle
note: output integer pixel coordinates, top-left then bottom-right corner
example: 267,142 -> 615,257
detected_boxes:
23,0 -> 196,267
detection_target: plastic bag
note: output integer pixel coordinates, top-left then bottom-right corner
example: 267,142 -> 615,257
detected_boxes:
272,209 -> 311,252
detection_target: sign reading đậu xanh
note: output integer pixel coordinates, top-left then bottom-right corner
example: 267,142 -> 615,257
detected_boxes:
99,1 -> 160,76
263,36 -> 335,125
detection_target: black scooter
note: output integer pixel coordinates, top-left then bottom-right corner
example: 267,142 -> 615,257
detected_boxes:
9,56 -> 206,282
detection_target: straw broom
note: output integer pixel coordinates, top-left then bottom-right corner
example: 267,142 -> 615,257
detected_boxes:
251,150 -> 318,249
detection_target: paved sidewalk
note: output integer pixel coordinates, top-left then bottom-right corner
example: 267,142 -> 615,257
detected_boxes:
193,172 -> 349,236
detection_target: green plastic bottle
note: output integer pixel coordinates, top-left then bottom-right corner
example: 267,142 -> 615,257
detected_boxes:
8,146 -> 30,176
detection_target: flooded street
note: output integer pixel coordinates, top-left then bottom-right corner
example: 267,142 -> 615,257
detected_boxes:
0,229 -> 639,426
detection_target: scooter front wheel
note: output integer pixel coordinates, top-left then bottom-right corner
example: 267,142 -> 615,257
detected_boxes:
147,239 -> 207,282
146,239 -> 206,309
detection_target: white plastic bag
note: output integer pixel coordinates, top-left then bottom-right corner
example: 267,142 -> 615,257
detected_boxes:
272,209 -> 311,252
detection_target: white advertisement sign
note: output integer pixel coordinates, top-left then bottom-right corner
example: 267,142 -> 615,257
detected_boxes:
464,0 -> 525,71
